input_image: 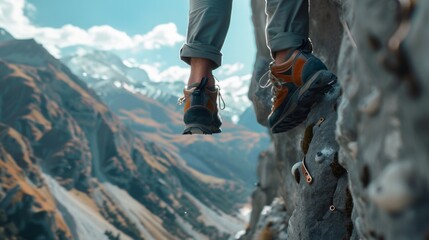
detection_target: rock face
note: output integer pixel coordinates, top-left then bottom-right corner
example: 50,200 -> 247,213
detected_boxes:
245,0 -> 429,239
0,124 -> 71,240
336,0 -> 429,239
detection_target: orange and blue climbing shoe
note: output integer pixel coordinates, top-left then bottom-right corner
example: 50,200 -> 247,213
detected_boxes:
178,77 -> 224,135
266,49 -> 337,133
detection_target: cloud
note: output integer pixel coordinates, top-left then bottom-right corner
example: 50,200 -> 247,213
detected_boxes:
157,66 -> 190,83
0,0 -> 185,57
139,64 -> 189,83
0,0 -> 31,29
134,23 -> 185,50
217,62 -> 245,76
218,74 -> 252,93
138,61 -> 247,84
23,1 -> 36,19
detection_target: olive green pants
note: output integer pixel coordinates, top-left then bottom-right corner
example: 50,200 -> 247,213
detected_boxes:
180,0 -> 309,69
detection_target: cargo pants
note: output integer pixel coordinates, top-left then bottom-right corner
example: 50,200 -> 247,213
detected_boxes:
180,0 -> 309,69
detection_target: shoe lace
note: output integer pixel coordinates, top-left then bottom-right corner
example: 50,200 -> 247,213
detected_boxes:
216,84 -> 226,110
259,65 -> 283,106
177,92 -> 190,105
177,80 -> 226,110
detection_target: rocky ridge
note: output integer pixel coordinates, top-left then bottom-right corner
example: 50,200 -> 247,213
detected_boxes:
242,0 -> 429,239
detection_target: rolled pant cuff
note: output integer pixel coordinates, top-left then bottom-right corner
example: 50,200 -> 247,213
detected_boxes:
180,43 -> 222,69
268,32 -> 307,54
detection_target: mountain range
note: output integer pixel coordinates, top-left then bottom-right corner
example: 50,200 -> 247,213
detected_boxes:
0,30 -> 269,240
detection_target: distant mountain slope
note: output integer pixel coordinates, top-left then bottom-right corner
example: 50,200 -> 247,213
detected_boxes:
238,106 -> 268,133
103,88 -> 268,185
0,124 -> 72,240
62,49 -> 269,186
0,38 -> 258,239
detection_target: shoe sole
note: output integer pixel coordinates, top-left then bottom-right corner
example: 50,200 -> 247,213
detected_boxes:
183,105 -> 222,135
271,70 -> 337,133
182,124 -> 222,135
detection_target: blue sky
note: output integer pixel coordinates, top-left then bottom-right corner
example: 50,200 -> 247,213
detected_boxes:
0,0 -> 256,82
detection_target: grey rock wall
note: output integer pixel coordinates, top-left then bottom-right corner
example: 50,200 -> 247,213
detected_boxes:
337,0 -> 429,239
245,0 -> 429,239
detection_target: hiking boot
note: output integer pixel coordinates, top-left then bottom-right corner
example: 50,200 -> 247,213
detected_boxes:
267,49 -> 337,133
178,77 -> 223,135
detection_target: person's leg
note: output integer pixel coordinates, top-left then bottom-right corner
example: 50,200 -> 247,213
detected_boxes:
188,58 -> 214,87
264,0 -> 337,133
265,0 -> 309,61
181,0 -> 233,87
179,0 -> 232,135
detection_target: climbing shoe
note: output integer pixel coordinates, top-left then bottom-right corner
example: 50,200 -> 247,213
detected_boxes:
178,77 -> 224,135
266,49 -> 337,133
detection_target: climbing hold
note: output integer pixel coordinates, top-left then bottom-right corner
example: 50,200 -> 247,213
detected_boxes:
348,141 -> 358,160
291,162 -> 302,184
367,161 -> 414,213
316,117 -> 325,127
384,130 -> 402,161
329,205 -> 336,211
301,157 -> 312,184
315,152 -> 325,163
359,88 -> 381,116
382,0 -> 421,98
354,217 -> 366,238
316,147 -> 335,165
